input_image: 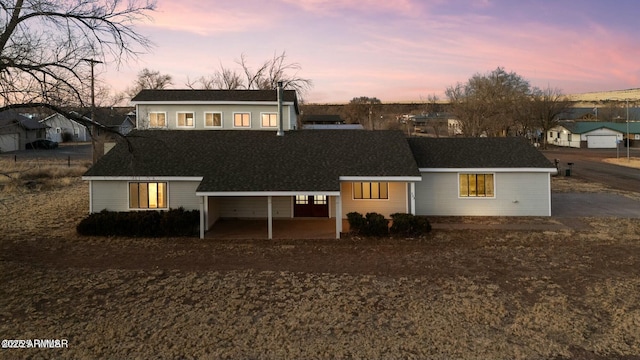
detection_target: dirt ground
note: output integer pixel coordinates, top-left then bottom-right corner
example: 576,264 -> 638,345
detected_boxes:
1,172 -> 640,359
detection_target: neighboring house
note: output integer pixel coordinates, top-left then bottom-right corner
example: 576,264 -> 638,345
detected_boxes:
302,114 -> 363,129
0,110 -> 48,152
83,88 -> 557,239
409,137 -> 556,217
131,89 -> 299,131
548,121 -> 640,148
41,113 -> 90,142
96,111 -> 136,136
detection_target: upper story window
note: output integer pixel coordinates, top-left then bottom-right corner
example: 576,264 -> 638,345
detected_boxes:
149,112 -> 166,128
177,112 -> 195,128
261,113 -> 278,128
234,113 -> 250,128
353,182 -> 389,200
205,112 -> 222,127
459,173 -> 494,198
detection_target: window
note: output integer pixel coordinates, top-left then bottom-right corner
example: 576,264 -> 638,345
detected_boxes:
205,112 -> 222,127
234,113 -> 250,127
459,174 -> 494,197
177,112 -> 194,127
129,182 -> 167,209
149,112 -> 166,128
295,195 -> 308,204
55,127 -> 61,134
353,182 -> 389,199
314,195 -> 327,205
261,113 -> 278,128
567,134 -> 572,142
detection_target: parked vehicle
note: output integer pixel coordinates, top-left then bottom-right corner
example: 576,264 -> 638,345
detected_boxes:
26,139 -> 59,149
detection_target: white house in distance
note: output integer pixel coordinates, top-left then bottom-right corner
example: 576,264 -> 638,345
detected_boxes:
547,121 -> 640,148
41,113 -> 90,142
83,86 -> 558,239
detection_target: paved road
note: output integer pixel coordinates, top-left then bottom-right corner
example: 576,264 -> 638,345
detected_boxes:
542,147 -> 640,193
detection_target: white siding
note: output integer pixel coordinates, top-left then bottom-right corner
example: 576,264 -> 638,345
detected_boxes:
168,182 -> 200,210
340,182 -> 408,218
91,181 -> 129,211
415,172 -> 551,216
90,180 -> 201,212
136,104 -> 296,131
215,196 -> 292,218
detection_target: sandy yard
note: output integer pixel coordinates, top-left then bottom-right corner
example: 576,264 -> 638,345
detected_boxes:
1,166 -> 640,359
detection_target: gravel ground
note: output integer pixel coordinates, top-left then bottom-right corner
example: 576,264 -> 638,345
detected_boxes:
1,176 -> 640,359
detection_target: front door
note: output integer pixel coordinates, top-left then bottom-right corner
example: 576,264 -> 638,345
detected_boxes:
294,195 -> 329,217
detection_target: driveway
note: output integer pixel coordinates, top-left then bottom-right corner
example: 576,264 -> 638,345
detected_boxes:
552,192 -> 640,218
0,142 -> 92,161
543,147 -> 640,193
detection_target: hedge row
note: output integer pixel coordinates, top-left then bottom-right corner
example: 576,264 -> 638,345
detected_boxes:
347,212 -> 431,237
76,208 -> 199,237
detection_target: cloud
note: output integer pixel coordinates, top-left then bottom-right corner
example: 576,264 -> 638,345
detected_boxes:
144,1 -> 281,35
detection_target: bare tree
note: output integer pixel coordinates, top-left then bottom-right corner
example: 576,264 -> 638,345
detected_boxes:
531,86 -> 571,149
0,0 -> 156,107
188,51 -> 313,96
343,96 -> 382,129
126,68 -> 173,98
446,67 -> 532,137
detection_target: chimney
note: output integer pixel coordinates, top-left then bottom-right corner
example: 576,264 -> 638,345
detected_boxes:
276,81 -> 284,136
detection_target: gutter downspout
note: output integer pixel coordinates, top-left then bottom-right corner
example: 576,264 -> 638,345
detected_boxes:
276,81 -> 284,136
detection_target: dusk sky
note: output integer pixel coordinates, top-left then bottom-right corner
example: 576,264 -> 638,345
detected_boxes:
103,0 -> 640,103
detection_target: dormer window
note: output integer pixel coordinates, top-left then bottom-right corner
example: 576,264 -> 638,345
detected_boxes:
205,112 -> 222,127
149,112 -> 166,128
234,113 -> 250,128
261,113 -> 278,128
177,112 -> 195,128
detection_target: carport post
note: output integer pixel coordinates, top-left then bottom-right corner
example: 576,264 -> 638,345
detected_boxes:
335,195 -> 342,239
199,196 -> 205,239
267,196 -> 273,239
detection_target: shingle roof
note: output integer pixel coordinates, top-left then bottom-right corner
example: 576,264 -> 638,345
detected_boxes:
558,121 -> 640,134
131,89 -> 298,103
0,110 -> 47,130
85,130 -> 420,192
408,137 -> 554,169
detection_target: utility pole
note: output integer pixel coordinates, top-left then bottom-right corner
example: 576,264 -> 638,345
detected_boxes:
626,99 -> 630,162
83,58 -> 103,163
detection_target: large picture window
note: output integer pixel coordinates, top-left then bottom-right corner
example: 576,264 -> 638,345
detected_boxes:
261,113 -> 277,128
459,174 -> 494,197
177,112 -> 194,127
353,182 -> 388,199
234,113 -> 250,127
149,112 -> 166,128
129,182 -> 167,209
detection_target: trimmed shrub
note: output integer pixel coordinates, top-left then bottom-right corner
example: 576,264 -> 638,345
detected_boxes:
347,212 -> 366,234
77,207 -> 199,237
363,212 -> 389,237
390,213 -> 432,236
347,211 -> 389,237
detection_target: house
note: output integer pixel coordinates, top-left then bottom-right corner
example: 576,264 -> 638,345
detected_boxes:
408,137 -> 556,217
0,110 -> 48,152
547,121 -> 640,148
83,130 -> 422,239
95,110 -> 136,136
41,113 -> 90,142
83,88 -> 557,239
